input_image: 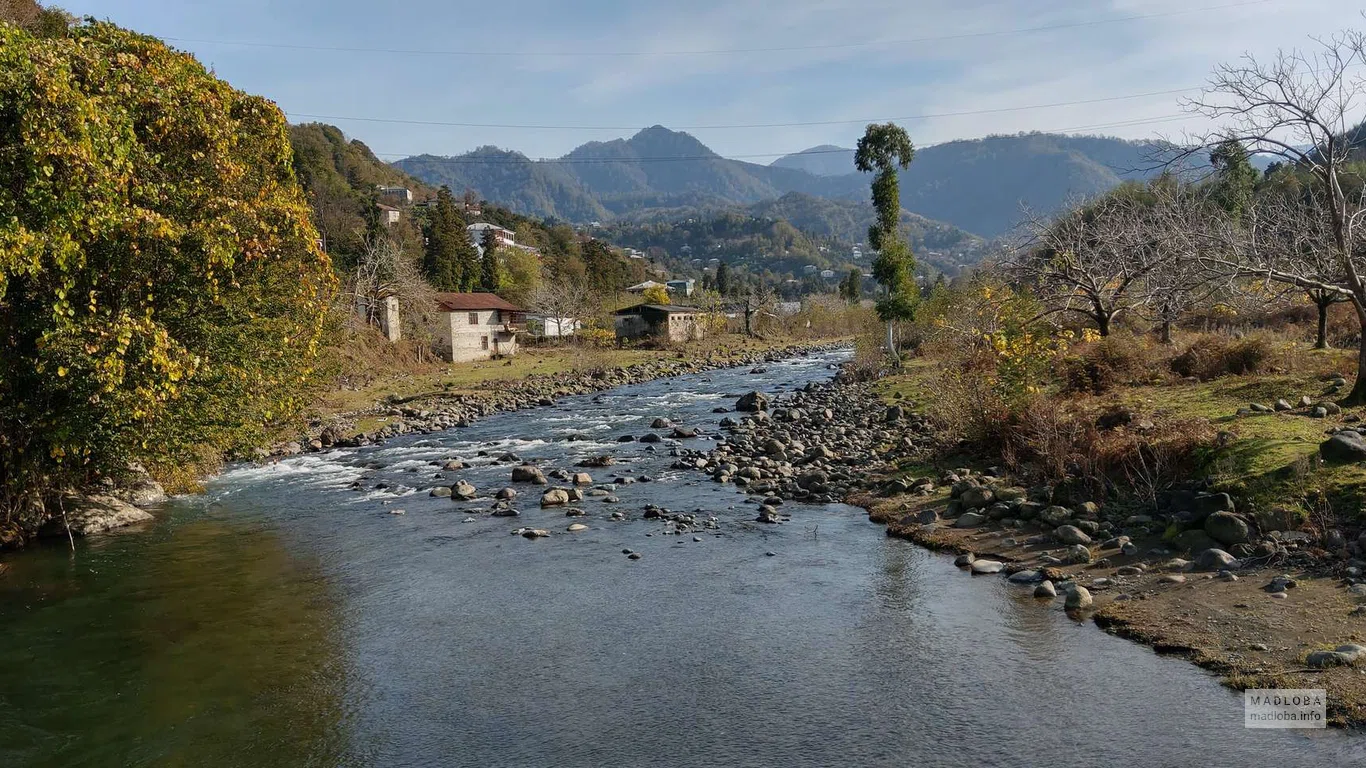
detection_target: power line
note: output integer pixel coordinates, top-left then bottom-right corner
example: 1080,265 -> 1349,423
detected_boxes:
284,87 -> 1197,132
165,0 -> 1274,58
360,113 -> 1192,165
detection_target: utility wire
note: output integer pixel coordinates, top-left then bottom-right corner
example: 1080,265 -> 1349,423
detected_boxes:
284,87 -> 1197,132
164,0 -> 1274,58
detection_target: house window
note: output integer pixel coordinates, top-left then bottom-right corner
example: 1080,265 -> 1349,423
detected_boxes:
480,336 -> 489,350
468,312 -> 479,325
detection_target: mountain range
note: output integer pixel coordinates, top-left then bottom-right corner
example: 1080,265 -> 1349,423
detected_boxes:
394,126 -> 1179,238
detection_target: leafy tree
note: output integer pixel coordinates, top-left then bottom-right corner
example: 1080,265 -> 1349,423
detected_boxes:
479,243 -> 502,291
855,123 -> 918,361
715,261 -> 732,296
642,284 -> 671,305
840,268 -> 862,302
0,21 -> 335,527
1208,139 -> 1258,222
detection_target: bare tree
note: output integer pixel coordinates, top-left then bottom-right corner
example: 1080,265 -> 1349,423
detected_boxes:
528,277 -> 591,343
738,283 -> 778,337
1181,30 -> 1366,400
1008,190 -> 1179,336
349,235 -> 438,357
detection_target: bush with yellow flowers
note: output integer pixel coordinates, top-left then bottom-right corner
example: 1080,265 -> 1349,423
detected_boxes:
0,21 -> 335,536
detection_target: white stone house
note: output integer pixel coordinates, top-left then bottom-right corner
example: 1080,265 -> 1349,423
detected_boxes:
467,222 -> 516,249
432,293 -> 524,363
377,203 -> 401,227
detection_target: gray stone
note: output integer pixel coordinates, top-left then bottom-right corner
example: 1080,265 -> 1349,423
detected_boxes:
496,487 -> 517,500
1065,586 -> 1093,610
970,559 -> 1004,575
1039,505 -> 1073,526
46,494 -> 154,537
1307,645 -> 1366,668
961,486 -> 995,510
452,480 -> 477,501
429,486 -> 452,498
736,391 -> 770,412
1204,512 -> 1251,546
1064,544 -> 1093,564
572,472 -> 593,485
1034,580 -> 1057,598
1175,529 -> 1219,553
1008,569 -> 1043,584
1320,431 -> 1366,463
511,465 -> 548,484
1055,525 -> 1092,545
1193,548 -> 1237,571
540,488 -> 571,507
955,511 -> 987,528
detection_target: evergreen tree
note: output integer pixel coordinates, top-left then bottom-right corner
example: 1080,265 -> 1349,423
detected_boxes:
716,261 -> 731,296
422,186 -> 473,291
1209,139 -> 1259,222
840,268 -> 861,302
480,244 -> 502,291
478,227 -> 501,292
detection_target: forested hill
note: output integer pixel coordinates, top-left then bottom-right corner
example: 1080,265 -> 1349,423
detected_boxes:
393,127 -> 1182,237
611,193 -> 985,276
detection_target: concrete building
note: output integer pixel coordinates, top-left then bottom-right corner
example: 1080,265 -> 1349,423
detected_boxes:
377,203 -> 401,227
466,222 -> 516,249
614,304 -> 704,343
665,278 -> 696,297
377,186 -> 412,204
526,314 -> 580,338
432,293 -> 524,363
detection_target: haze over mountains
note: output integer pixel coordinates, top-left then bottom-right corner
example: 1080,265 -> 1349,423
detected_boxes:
393,125 -> 1174,239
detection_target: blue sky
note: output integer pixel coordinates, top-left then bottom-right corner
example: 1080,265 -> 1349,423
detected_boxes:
67,0 -> 1366,160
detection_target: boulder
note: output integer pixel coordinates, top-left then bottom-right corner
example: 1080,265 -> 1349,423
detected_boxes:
572,472 -> 593,486
44,494 -> 153,537
735,391 -> 770,412
1063,544 -> 1093,564
1054,525 -> 1092,545
650,417 -> 673,429
1008,570 -> 1043,584
970,559 -> 1004,575
1174,529 -> 1219,553
496,487 -> 517,500
511,465 -> 548,484
1065,586 -> 1093,610
955,511 -> 987,528
1034,580 -> 1057,598
540,488 -> 571,507
1039,505 -> 1073,526
1204,512 -> 1251,546
1193,548 -> 1237,571
639,433 -> 662,444
567,523 -> 589,532
672,426 -> 699,438
452,480 -> 477,501
429,486 -> 452,498
1307,644 -> 1366,669
961,487 -> 995,510
1320,432 -> 1366,463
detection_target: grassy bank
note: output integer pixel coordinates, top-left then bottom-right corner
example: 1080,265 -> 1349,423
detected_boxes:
861,331 -> 1366,725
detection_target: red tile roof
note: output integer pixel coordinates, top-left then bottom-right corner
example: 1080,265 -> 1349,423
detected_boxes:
434,292 -> 523,312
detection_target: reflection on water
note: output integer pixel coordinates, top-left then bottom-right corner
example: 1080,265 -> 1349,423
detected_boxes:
0,519 -> 352,768
1,351 -> 1364,766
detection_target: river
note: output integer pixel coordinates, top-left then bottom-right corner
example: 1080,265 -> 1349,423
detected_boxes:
1,350 -> 1362,767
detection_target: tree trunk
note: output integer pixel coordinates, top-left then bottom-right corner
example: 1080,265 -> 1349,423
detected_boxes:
1343,303 -> 1366,406
1095,313 -> 1110,337
885,319 -> 899,367
1160,318 -> 1172,345
1314,298 -> 1330,350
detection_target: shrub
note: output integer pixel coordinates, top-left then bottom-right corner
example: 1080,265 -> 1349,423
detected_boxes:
0,22 -> 335,530
1060,335 -> 1159,394
1170,335 -> 1272,380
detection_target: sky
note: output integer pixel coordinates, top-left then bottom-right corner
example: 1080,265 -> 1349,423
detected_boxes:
65,0 -> 1366,162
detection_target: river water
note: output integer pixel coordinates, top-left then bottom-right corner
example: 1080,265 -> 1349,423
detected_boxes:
1,350 -> 1362,767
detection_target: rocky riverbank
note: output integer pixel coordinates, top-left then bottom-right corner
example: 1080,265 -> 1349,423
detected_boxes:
275,341 -> 850,457
673,369 -> 1366,727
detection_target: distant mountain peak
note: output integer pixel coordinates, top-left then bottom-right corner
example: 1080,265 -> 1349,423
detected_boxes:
771,145 -> 857,177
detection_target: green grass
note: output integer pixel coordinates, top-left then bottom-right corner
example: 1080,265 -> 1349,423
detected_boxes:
874,354 -> 1366,525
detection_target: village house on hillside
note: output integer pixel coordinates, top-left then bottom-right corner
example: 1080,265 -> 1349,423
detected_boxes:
467,222 -> 515,249
433,292 -> 524,363
376,203 -> 401,227
614,303 -> 704,343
